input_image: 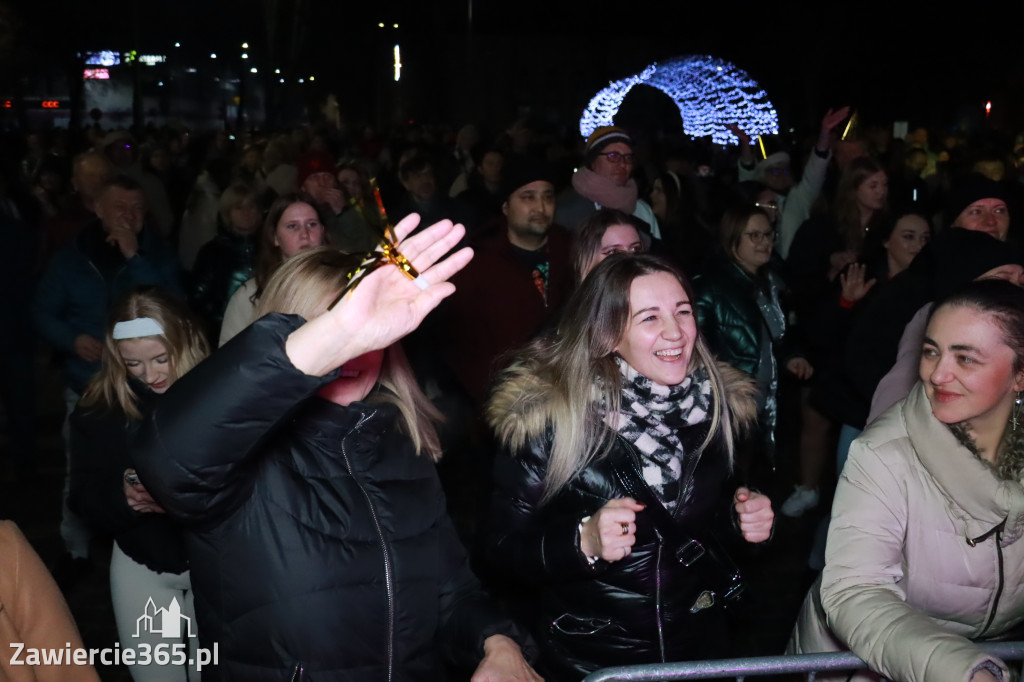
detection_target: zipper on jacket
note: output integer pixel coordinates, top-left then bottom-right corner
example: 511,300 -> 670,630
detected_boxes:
974,522 -> 1005,637
654,529 -> 666,661
339,410 -> 395,682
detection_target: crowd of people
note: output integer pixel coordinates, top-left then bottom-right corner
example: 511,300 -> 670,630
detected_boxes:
1,109 -> 1024,681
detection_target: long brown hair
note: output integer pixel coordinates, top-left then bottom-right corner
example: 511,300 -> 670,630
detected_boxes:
79,288 -> 210,419
251,192 -> 329,302
490,253 -> 737,502
834,156 -> 888,254
256,247 -> 444,460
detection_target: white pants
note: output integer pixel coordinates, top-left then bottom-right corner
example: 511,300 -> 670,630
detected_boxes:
110,543 -> 199,682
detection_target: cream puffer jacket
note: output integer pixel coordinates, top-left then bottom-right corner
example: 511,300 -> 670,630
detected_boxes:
788,383 -> 1024,682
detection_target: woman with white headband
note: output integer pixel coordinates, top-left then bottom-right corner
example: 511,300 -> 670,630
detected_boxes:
69,287 -> 209,682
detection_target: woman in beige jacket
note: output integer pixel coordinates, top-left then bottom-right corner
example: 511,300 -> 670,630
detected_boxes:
0,520 -> 99,682
789,279 -> 1024,682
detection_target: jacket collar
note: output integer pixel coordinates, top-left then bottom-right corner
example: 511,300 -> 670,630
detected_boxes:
904,383 -> 1024,541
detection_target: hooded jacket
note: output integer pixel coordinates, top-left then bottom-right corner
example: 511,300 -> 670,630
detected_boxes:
788,383 -> 1024,682
133,314 -> 527,681
485,360 -> 757,680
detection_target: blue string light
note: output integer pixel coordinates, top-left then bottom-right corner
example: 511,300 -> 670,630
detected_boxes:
579,55 -> 779,145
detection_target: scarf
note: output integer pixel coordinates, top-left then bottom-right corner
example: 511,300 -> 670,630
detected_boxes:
608,358 -> 713,510
571,167 -> 639,213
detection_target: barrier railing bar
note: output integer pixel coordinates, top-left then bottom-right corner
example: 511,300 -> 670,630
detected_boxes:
582,642 -> 1024,681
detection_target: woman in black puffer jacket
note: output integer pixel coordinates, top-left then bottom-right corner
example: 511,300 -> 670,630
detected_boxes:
485,254 -> 774,681
133,220 -> 539,682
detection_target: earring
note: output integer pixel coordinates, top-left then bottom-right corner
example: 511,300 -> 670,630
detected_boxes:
1012,392 -> 1023,433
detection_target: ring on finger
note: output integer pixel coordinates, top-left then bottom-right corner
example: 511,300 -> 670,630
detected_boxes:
620,522 -> 630,536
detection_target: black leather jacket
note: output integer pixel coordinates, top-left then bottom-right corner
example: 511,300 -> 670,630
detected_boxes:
134,314 -> 527,681
486,420 -> 736,681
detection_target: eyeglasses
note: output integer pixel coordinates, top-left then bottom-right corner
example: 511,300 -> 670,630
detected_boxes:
597,151 -> 634,165
755,201 -> 779,211
743,230 -> 776,244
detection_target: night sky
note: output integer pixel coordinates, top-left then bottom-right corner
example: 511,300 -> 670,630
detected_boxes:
8,0 -> 1024,133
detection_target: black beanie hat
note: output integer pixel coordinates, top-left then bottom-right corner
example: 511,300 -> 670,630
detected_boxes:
501,156 -> 556,201
930,227 -> 1024,298
944,174 -> 1013,228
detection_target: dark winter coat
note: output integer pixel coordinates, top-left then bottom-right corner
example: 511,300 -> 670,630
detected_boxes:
133,314 -> 527,682
485,362 -> 758,680
693,256 -> 789,380
68,388 -> 188,574
188,227 -> 256,327
33,220 -> 182,393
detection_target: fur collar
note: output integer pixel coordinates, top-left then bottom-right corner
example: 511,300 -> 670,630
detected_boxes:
487,359 -> 758,453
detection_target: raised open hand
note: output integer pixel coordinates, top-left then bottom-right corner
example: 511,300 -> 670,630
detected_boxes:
820,106 -> 851,135
285,213 -> 473,377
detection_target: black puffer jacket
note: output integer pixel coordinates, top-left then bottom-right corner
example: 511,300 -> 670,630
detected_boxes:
485,364 -> 758,681
133,314 -> 527,682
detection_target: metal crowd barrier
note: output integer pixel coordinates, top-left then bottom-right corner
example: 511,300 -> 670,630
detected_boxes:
582,642 -> 1024,681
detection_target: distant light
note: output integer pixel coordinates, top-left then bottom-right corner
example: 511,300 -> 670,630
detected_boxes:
378,22 -> 384,28
279,78 -> 284,83
157,81 -> 164,87
241,53 -> 248,59
250,67 -> 258,73
210,53 -> 217,59
309,76 -> 315,81
393,23 -> 398,28
174,42 -> 180,48
393,44 -> 401,82
186,67 -> 197,73
275,68 -> 280,74
242,42 -> 249,49
985,100 -> 992,117
84,68 -> 110,80
84,50 -> 120,66
139,54 -> 165,66
298,78 -> 304,83
578,55 -> 779,145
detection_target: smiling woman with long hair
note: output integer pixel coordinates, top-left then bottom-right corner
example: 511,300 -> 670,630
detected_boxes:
486,253 -> 774,680
789,278 -> 1024,682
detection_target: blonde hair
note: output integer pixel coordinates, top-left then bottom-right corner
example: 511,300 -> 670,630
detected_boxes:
217,182 -> 258,228
80,288 -> 210,420
490,254 -> 738,503
257,246 -> 444,460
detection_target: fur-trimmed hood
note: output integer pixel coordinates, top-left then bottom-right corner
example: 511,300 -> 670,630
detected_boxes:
487,359 -> 758,453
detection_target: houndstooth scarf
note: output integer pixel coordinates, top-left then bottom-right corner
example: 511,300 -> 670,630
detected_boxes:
607,357 -> 713,510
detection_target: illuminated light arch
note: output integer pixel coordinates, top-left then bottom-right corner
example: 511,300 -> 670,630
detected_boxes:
579,55 -> 779,145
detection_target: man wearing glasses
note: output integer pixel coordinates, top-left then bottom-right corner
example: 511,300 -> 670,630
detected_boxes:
556,126 -> 660,242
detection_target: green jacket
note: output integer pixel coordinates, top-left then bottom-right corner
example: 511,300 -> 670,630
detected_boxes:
693,256 -> 783,380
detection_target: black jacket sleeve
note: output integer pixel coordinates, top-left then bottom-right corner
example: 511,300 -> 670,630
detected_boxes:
486,437 -> 610,583
435,513 -> 538,668
132,313 -> 335,525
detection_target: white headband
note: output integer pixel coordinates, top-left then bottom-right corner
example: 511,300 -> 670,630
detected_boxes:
112,317 -> 165,340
